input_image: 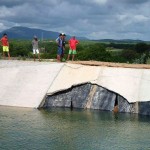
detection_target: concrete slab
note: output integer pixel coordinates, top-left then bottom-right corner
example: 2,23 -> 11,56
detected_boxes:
47,63 -> 100,94
47,63 -> 150,103
96,67 -> 145,103
1,60 -> 150,108
0,60 -> 64,108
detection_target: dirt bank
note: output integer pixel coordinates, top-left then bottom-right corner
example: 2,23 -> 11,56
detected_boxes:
69,61 -> 150,69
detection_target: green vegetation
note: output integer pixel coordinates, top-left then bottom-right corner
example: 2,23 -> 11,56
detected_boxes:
0,39 -> 150,64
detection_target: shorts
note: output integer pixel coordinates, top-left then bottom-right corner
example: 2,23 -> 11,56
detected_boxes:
69,49 -> 77,55
3,46 -> 9,52
57,47 -> 63,55
33,49 -> 39,54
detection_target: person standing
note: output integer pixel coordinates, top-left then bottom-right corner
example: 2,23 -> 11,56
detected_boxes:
56,33 -> 63,62
67,36 -> 79,61
0,33 -> 10,59
61,33 -> 66,61
32,36 -> 41,61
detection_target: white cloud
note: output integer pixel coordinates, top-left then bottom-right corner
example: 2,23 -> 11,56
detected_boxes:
117,14 -> 149,27
0,0 -> 150,40
93,0 -> 108,5
0,23 -> 6,30
0,6 -> 15,17
133,15 -> 149,22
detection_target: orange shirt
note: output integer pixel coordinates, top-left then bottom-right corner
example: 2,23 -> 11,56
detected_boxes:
1,37 -> 9,46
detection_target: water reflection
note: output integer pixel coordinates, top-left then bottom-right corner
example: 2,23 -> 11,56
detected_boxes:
0,106 -> 150,150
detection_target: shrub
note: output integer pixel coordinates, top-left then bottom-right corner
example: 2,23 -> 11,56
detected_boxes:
120,49 -> 137,62
134,43 -> 148,53
77,43 -> 112,61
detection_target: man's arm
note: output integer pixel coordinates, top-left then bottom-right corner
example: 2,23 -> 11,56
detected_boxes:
7,40 -> 9,47
0,38 -> 2,46
76,40 -> 79,45
55,37 -> 59,43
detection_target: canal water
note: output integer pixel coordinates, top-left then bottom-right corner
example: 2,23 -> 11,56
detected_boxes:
0,106 -> 150,150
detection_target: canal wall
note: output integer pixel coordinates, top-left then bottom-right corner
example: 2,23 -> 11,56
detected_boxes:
0,60 -> 150,115
0,60 -> 64,108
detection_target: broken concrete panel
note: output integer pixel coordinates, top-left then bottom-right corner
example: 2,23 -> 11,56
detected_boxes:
43,84 -> 92,109
71,84 -> 92,108
45,84 -> 117,111
47,63 -> 150,103
47,63 -> 100,95
91,86 -> 116,111
43,91 -> 72,108
85,85 -> 98,109
118,95 -> 132,113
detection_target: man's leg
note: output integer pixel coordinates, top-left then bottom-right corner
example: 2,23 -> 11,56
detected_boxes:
57,47 -> 62,62
7,52 -> 10,60
33,54 -> 35,61
72,50 -> 76,61
72,54 -> 75,61
67,54 -> 70,61
57,55 -> 61,62
3,46 -> 6,58
38,54 -> 41,61
67,50 -> 72,61
36,49 -> 41,61
3,52 -> 5,58
33,49 -> 36,61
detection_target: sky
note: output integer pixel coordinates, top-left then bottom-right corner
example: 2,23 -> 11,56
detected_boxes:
0,0 -> 150,40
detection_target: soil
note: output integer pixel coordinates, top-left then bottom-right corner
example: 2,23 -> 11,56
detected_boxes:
68,61 -> 150,69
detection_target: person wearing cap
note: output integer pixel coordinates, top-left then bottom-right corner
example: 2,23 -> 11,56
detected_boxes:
67,36 -> 79,61
55,33 -> 64,62
32,36 -> 41,61
0,33 -> 10,59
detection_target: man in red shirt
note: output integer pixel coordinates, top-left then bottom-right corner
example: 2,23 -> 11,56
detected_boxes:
0,33 -> 10,59
67,36 -> 79,61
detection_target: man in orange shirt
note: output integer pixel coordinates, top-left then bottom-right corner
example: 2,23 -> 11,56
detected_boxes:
67,36 -> 79,61
0,33 -> 10,59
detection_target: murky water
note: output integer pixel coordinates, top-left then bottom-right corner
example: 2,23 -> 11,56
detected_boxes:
0,106 -> 150,150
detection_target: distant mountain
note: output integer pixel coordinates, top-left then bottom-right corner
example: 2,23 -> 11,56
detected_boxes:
1,27 -> 147,43
92,39 -> 145,43
0,26 -> 88,40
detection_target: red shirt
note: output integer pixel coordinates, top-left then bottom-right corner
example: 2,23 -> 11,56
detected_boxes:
1,36 -> 9,46
69,38 -> 79,50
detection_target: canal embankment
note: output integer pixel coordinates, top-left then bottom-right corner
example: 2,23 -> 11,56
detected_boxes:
0,60 -> 150,115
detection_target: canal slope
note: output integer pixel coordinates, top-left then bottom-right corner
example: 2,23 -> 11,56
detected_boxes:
0,60 -> 150,115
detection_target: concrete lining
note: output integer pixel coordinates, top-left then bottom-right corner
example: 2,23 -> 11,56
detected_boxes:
0,60 -> 150,108
47,63 -> 150,103
0,60 -> 64,108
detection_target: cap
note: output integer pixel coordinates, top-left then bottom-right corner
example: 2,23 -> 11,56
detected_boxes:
62,33 -> 66,36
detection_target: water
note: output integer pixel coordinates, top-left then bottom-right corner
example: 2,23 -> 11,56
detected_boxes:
0,106 -> 150,150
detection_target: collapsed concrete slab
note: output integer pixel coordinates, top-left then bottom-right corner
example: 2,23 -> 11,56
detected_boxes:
47,63 -> 150,103
47,63 -> 100,95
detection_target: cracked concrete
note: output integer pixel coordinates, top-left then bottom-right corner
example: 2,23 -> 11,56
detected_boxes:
0,60 -> 150,110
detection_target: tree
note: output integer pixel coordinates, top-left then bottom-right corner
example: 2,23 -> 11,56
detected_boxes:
135,43 -> 148,53
121,49 -> 137,61
77,43 -> 112,61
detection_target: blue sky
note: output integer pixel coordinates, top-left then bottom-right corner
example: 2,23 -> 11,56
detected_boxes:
0,0 -> 150,40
